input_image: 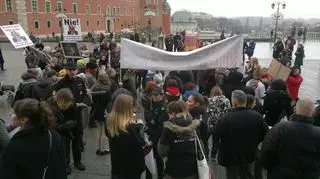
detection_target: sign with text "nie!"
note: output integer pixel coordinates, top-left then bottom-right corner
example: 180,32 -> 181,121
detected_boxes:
0,24 -> 33,49
63,18 -> 82,41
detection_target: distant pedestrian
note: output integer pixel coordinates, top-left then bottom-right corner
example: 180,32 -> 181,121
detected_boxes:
220,31 -> 226,40
215,90 -> 268,179
0,48 -> 5,71
261,98 -> 320,179
294,44 -> 305,72
246,40 -> 256,60
287,67 -> 303,104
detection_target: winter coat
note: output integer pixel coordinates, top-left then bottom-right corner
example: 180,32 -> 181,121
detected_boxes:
261,115 -> 320,179
246,79 -> 266,104
158,117 -> 199,179
54,75 -> 87,103
0,119 -> 9,159
177,71 -> 195,86
12,73 -> 38,105
207,95 -> 231,132
215,107 -> 269,166
263,90 -> 292,126
287,74 -> 303,101
145,100 -> 168,144
273,41 -> 285,59
91,84 -> 111,122
223,71 -> 245,101
108,123 -> 146,178
84,72 -> 97,89
32,78 -> 55,101
0,126 -> 67,179
294,49 -> 305,67
163,74 -> 184,93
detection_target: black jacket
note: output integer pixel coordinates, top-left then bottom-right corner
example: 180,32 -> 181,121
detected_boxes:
12,73 -> 38,105
158,118 -> 199,178
263,90 -> 292,126
223,72 -> 245,101
215,107 -> 269,166
91,84 -> 111,122
0,127 -> 67,179
261,115 -> 320,179
54,75 -> 87,103
108,123 -> 146,178
32,78 -> 55,101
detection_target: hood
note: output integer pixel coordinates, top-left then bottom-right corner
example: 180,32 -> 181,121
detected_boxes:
38,78 -> 53,88
164,117 -> 200,134
21,72 -> 37,81
227,71 -> 243,85
189,106 -> 206,119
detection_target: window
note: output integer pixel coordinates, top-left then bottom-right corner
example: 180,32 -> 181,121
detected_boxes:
6,0 -> 12,12
45,1 -> 51,13
72,3 -> 77,13
85,4 -> 90,14
86,21 -> 89,27
34,20 -> 39,29
97,5 -> 101,15
113,18 -> 116,23
47,21 -> 51,28
57,1 -> 62,12
124,7 -> 126,16
106,6 -> 110,15
117,7 -> 120,15
112,7 -> 115,15
117,18 -> 120,22
154,0 -> 159,5
31,0 -> 38,12
8,20 -> 13,25
97,21 -> 99,26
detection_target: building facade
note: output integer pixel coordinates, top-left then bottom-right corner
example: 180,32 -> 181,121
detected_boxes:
0,0 -> 171,36
171,10 -> 198,34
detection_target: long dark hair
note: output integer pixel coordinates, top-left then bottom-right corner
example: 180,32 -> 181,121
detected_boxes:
13,98 -> 53,129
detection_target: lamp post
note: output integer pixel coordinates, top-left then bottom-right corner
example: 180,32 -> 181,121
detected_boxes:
271,1 -> 286,41
55,8 -> 67,41
144,5 -> 157,42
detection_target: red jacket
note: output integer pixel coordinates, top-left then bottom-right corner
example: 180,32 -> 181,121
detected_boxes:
287,75 -> 303,101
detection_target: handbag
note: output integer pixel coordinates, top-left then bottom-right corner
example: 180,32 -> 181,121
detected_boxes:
42,130 -> 52,179
143,133 -> 157,175
194,131 -> 211,179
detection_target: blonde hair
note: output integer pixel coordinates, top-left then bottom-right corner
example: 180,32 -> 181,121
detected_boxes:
210,86 -> 223,97
53,88 -> 74,110
106,95 -> 134,137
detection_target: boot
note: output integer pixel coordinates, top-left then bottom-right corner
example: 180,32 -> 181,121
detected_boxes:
74,162 -> 86,171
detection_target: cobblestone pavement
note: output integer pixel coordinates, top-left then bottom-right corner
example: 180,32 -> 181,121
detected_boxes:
0,42 -> 319,179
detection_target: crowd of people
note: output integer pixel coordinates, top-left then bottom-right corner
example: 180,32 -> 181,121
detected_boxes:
0,31 -> 319,179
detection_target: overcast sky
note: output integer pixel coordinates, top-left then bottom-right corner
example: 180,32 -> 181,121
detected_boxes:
167,0 -> 320,19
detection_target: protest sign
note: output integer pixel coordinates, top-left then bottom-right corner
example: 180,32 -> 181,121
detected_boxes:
120,35 -> 243,70
268,59 -> 291,81
60,41 -> 81,59
63,18 -> 82,41
0,24 -> 33,49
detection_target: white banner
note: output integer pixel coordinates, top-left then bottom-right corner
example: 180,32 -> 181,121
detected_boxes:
120,35 -> 243,70
63,18 -> 82,41
0,24 -> 33,49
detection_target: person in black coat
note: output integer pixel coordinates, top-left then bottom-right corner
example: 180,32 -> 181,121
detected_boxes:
263,79 -> 292,126
215,90 -> 269,179
273,38 -> 284,59
223,71 -> 245,101
0,48 -> 5,71
261,98 -> 320,179
294,44 -> 305,72
173,32 -> 182,52
0,98 -> 67,179
48,88 -> 84,174
91,74 -> 112,155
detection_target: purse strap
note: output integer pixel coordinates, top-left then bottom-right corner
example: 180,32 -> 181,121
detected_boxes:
42,130 -> 52,179
194,130 -> 206,161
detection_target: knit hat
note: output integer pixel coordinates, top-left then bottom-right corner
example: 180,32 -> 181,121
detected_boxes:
47,70 -> 58,78
77,59 -> 86,69
59,69 -> 67,77
165,86 -> 180,96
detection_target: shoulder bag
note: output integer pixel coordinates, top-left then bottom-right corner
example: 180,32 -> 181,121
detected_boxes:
195,131 -> 212,179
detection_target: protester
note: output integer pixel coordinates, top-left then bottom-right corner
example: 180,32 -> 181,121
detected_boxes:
182,82 -> 198,101
165,79 -> 181,102
0,119 -> 9,159
173,32 -> 182,52
246,70 -> 266,104
12,68 -> 39,105
158,100 -> 199,179
207,86 -> 231,160
106,95 -> 146,179
0,98 -> 67,179
261,98 -> 320,179
215,90 -> 269,179
287,66 -> 303,103
164,71 -> 183,93
32,70 -> 57,101
85,61 -> 98,89
0,48 -> 5,71
223,71 -> 245,101
273,37 -> 285,59
91,74 -> 112,155
246,40 -> 256,60
145,86 -> 168,179
246,94 -> 256,108
141,80 -> 157,118
260,67 -> 273,90
294,44 -> 305,72
263,79 -> 292,126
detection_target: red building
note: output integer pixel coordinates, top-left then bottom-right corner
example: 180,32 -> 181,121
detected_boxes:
0,0 -> 171,36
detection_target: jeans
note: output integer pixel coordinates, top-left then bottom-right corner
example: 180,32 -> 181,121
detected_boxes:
225,163 -> 254,179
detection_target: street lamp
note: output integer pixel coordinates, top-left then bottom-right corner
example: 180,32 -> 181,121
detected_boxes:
55,8 -> 67,41
271,1 -> 286,41
144,5 -> 157,42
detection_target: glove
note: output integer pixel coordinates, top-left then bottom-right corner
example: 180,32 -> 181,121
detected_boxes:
65,120 -> 77,130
